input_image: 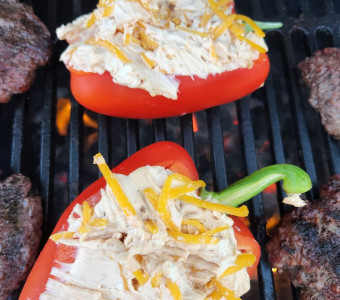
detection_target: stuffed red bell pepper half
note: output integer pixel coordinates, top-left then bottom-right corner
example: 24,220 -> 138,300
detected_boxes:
56,0 -> 277,118
21,142 -> 311,299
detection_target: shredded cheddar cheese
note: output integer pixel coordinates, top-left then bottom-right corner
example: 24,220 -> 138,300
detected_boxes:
210,43 -> 218,61
237,35 -> 267,53
213,278 -> 241,300
103,4 -> 115,17
151,272 -> 162,288
139,31 -> 159,51
200,11 -> 213,27
211,15 -> 235,40
234,15 -> 265,37
182,219 -> 206,233
86,13 -> 97,28
124,32 -> 132,45
94,153 -> 136,216
87,38 -> 131,63
229,23 -> 245,37
133,269 -> 150,286
167,230 -> 220,245
119,264 -> 130,290
207,0 -> 230,21
180,194 -> 249,217
166,279 -> 182,300
90,218 -> 108,227
216,0 -> 232,8
143,188 -> 159,208
219,253 -> 256,279
141,52 -> 157,69
144,219 -> 159,233
177,26 -> 210,38
50,231 -> 75,242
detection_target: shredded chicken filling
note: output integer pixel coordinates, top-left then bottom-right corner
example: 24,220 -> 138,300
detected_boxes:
42,156 -> 254,299
57,0 -> 268,99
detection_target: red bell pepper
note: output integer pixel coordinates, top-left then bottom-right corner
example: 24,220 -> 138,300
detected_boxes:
20,141 -> 311,299
69,53 -> 269,119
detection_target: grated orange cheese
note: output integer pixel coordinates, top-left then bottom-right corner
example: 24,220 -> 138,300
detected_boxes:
143,188 -> 159,208
139,31 -> 159,51
144,219 -> 159,234
237,35 -> 267,53
177,26 -> 210,38
119,264 -> 130,290
182,219 -> 206,233
168,230 -> 220,245
86,13 -> 97,28
103,4 -> 115,17
157,174 -> 205,232
211,19 -> 232,39
97,0 -> 114,7
211,15 -> 235,40
94,153 -> 136,216
207,0 -> 230,21
219,253 -> 256,279
50,231 -> 75,242
234,15 -> 265,37
124,32 -> 132,46
180,194 -> 249,217
205,289 -> 223,300
212,278 -> 241,300
229,23 -> 245,37
90,218 -> 108,227
151,272 -> 162,288
141,53 -> 157,69
216,0 -> 232,8
200,11 -> 213,27
167,174 -> 206,199
87,38 -> 131,63
133,269 -> 150,286
78,201 -> 93,234
210,43 -> 218,61
166,279 -> 182,300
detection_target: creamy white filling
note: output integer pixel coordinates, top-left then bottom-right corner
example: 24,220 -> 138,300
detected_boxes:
56,0 -> 268,99
41,166 -> 251,299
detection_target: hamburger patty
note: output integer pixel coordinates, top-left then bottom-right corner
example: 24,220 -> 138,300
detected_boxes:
298,48 -> 340,139
266,175 -> 340,300
0,174 -> 42,300
0,0 -> 51,103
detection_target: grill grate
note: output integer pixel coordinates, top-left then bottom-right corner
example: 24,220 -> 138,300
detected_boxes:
1,0 -> 339,299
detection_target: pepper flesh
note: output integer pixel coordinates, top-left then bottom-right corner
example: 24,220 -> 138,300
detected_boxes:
69,53 -> 269,119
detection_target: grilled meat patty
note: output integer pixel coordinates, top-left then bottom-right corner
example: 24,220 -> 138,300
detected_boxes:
0,174 -> 42,300
266,175 -> 340,300
0,0 -> 51,103
298,48 -> 340,139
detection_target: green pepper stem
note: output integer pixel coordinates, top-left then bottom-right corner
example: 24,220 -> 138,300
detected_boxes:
245,21 -> 283,33
199,164 -> 311,207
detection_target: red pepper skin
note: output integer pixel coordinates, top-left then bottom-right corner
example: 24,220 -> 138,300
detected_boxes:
20,141 -> 259,299
69,53 -> 269,119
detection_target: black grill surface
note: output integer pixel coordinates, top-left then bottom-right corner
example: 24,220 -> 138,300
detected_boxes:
1,0 -> 339,299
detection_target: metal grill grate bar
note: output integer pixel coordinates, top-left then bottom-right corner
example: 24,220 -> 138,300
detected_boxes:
40,67 -> 56,240
10,95 -> 26,174
285,37 -> 318,198
207,107 -> 228,190
125,119 -> 139,156
98,114 -> 110,170
153,119 -> 166,142
237,97 -> 276,300
68,99 -> 83,202
180,114 -> 196,162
